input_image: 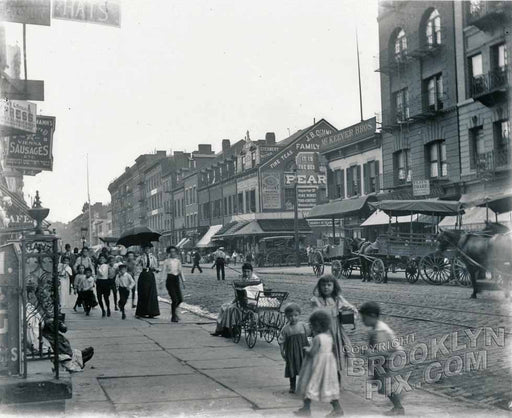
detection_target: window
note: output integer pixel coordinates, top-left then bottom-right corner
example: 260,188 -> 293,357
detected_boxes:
249,189 -> 256,213
334,169 -> 344,199
363,161 -> 380,194
245,191 -> 250,213
394,29 -> 407,61
493,44 -> 508,70
346,165 -> 361,197
426,9 -> 441,46
238,192 -> 244,214
428,142 -> 447,178
426,74 -> 443,110
469,0 -> 482,16
395,88 -> 409,122
470,127 -> 485,169
213,199 -> 221,218
223,197 -> 228,216
494,120 -> 510,167
395,150 -> 411,184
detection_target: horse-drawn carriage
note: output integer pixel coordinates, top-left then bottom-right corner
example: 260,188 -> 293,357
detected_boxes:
310,237 -> 361,279
361,200 -> 464,284
229,280 -> 289,348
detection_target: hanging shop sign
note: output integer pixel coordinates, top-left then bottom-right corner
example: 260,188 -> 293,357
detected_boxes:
319,117 -> 376,152
0,0 -> 51,26
5,116 -> 55,172
261,172 -> 281,210
413,179 -> 431,197
0,100 -> 37,134
52,0 -> 121,27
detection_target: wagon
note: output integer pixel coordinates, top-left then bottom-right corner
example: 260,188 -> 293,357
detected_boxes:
229,280 -> 289,348
307,195 -> 377,279
364,200 -> 464,284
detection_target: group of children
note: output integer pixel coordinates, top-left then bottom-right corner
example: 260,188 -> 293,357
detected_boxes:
73,254 -> 136,320
278,274 -> 405,417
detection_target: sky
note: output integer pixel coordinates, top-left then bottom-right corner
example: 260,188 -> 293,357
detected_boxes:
15,0 -> 381,223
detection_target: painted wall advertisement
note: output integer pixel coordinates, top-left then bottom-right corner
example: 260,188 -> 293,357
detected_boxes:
261,172 -> 281,210
5,115 -> 55,172
260,120 -> 335,212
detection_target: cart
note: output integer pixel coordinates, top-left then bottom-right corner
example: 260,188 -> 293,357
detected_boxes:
365,200 -> 464,285
229,280 -> 289,348
255,236 -> 308,267
307,195 -> 377,279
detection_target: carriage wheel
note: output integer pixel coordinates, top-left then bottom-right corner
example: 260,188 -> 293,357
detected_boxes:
370,259 -> 386,283
405,259 -> 419,283
263,311 -> 276,343
244,311 -> 258,348
230,307 -> 242,344
312,251 -> 325,277
419,254 -> 451,285
341,260 -> 353,280
452,257 -> 472,287
331,260 -> 342,279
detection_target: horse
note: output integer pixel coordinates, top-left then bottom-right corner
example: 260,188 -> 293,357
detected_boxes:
436,227 -> 512,299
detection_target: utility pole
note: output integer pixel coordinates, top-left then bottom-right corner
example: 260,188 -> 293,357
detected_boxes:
293,166 -> 300,267
87,154 -> 92,246
356,28 -> 364,122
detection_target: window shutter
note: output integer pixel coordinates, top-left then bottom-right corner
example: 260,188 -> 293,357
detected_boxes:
357,165 -> 362,195
327,169 -> 335,199
347,168 -> 353,197
340,169 -> 345,198
375,161 -> 380,191
363,163 -> 369,195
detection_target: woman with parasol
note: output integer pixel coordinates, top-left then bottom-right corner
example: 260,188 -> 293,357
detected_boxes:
117,227 -> 161,319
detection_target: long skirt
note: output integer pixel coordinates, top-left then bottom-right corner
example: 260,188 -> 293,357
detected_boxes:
217,302 -> 237,328
136,270 -> 160,317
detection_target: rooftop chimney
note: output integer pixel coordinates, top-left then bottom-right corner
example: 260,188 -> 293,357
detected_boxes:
196,144 -> 213,155
222,139 -> 231,153
265,132 -> 276,144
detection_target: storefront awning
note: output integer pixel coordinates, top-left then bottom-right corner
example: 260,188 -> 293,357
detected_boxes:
176,237 -> 190,249
370,199 -> 463,216
223,219 -> 312,237
212,221 -> 249,239
361,210 -> 433,227
461,192 -> 512,214
100,237 -> 119,244
439,206 -> 512,230
196,224 -> 223,248
307,195 -> 378,219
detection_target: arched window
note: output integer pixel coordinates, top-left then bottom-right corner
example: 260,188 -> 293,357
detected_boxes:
394,29 -> 407,61
426,9 -> 441,46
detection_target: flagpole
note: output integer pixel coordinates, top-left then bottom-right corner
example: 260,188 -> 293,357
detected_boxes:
356,27 -> 364,122
87,154 -> 92,246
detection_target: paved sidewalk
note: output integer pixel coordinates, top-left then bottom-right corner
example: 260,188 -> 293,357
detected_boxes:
61,302 -> 501,417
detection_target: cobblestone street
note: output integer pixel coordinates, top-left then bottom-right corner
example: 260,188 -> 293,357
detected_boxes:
168,264 -> 512,411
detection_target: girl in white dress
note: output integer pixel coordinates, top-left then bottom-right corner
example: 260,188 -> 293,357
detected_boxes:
295,310 -> 343,417
58,256 -> 74,309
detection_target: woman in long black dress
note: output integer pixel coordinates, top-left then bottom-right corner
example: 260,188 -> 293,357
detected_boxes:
135,243 -> 160,318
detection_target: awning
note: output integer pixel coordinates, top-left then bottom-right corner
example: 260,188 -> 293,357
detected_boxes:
224,219 -> 312,237
196,224 -> 223,248
461,192 -> 512,214
100,237 -> 119,244
370,199 -> 463,216
439,206 -> 512,229
212,221 -> 249,239
361,210 -> 433,227
307,195 -> 378,219
176,237 -> 190,249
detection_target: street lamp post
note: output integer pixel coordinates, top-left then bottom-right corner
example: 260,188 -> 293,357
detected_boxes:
293,165 -> 300,268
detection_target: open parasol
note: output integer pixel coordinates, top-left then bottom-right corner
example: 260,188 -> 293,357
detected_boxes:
116,226 -> 161,247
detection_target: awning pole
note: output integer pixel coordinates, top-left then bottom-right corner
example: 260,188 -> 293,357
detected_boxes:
332,217 -> 336,245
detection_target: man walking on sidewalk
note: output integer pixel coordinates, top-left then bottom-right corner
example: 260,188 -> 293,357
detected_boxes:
212,247 -> 226,280
191,249 -> 203,273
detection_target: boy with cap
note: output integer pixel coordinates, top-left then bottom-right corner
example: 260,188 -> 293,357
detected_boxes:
116,264 -> 135,319
359,301 -> 405,416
